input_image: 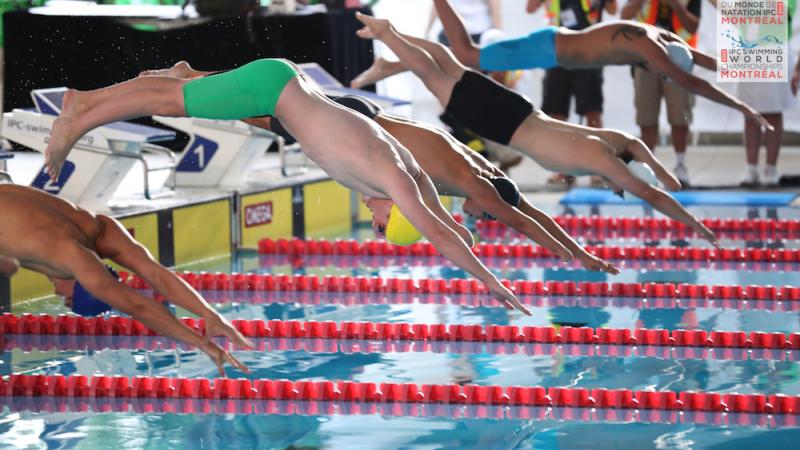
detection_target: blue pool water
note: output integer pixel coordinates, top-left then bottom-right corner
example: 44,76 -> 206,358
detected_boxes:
3,204 -> 800,449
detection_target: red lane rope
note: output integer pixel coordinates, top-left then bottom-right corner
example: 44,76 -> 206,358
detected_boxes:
2,374 -> 799,415
3,314 -> 799,351
121,271 -> 800,303
3,333 -> 796,362
197,290 -> 800,313
257,253 -> 798,272
257,238 -> 800,263
470,215 -> 800,241
3,395 -> 797,427
475,225 -> 798,243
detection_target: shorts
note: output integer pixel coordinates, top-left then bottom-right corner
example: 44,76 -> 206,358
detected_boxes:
541,67 -> 604,117
633,65 -> 694,127
183,58 -> 297,119
479,26 -> 559,71
444,70 -> 534,145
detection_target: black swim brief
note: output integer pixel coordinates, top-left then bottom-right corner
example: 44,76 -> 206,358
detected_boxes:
269,94 -> 383,144
444,70 -> 534,145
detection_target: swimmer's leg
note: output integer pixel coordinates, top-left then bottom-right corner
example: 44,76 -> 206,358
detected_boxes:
351,58 -> 407,88
46,76 -> 189,180
356,12 -> 458,106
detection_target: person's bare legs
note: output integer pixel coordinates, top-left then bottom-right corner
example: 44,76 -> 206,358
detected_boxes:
397,32 -> 468,79
763,113 -> 783,185
353,20 -> 467,85
46,76 -> 188,180
741,118 -> 762,185
350,58 -> 407,88
640,125 -> 658,150
355,12 -> 458,106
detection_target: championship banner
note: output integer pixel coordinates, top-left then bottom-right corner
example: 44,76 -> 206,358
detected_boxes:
717,1 -> 789,82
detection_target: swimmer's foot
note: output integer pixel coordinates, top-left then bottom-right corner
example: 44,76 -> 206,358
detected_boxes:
45,89 -> 85,181
355,11 -> 392,40
350,57 -> 399,88
139,61 -> 194,78
45,116 -> 80,181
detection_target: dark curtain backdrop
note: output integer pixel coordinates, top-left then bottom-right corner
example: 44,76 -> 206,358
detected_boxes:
3,7 -> 374,111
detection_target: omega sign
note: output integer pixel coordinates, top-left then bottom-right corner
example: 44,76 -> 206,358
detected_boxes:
245,201 -> 273,228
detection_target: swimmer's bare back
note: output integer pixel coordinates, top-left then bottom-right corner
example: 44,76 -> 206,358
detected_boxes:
274,76 -> 421,199
556,21 -> 659,69
0,185 -> 103,277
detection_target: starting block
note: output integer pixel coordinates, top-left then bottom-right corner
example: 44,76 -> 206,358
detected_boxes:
0,148 -> 13,172
1,88 -> 178,210
151,116 -> 280,187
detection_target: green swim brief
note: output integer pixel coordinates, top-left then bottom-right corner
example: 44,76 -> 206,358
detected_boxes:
182,58 -> 298,119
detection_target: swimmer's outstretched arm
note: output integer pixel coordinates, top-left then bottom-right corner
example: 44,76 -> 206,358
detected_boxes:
386,171 -> 531,315
645,46 -> 772,130
463,177 -> 576,261
59,241 -> 249,375
433,0 -> 481,68
515,198 -> 621,274
94,216 -> 253,350
599,158 -> 720,247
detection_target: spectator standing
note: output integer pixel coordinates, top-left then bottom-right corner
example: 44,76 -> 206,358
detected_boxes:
622,0 -> 701,186
735,0 -> 797,186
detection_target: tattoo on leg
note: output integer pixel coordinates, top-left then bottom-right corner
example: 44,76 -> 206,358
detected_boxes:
611,25 -> 647,43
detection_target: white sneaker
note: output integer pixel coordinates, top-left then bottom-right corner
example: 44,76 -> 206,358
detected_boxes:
739,167 -> 760,186
763,167 -> 780,186
673,164 -> 689,186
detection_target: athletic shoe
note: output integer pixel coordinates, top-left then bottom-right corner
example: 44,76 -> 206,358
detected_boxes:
739,166 -> 760,186
673,163 -> 690,186
763,167 -> 780,186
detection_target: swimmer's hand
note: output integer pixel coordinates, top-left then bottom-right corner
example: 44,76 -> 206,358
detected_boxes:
577,251 -> 621,275
205,316 -> 254,350
201,339 -> 251,377
745,109 -> 774,131
696,223 -> 722,249
489,281 -> 531,315
355,11 -> 392,39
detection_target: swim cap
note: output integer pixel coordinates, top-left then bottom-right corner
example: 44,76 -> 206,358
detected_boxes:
71,266 -> 119,317
385,204 -> 423,246
664,42 -> 694,73
488,176 -> 521,207
622,161 -> 658,200
484,176 -> 521,220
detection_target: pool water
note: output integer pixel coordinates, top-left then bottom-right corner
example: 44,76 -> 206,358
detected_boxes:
3,204 -> 800,449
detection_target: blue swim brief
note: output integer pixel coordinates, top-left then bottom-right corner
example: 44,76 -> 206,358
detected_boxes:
479,26 -> 559,71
